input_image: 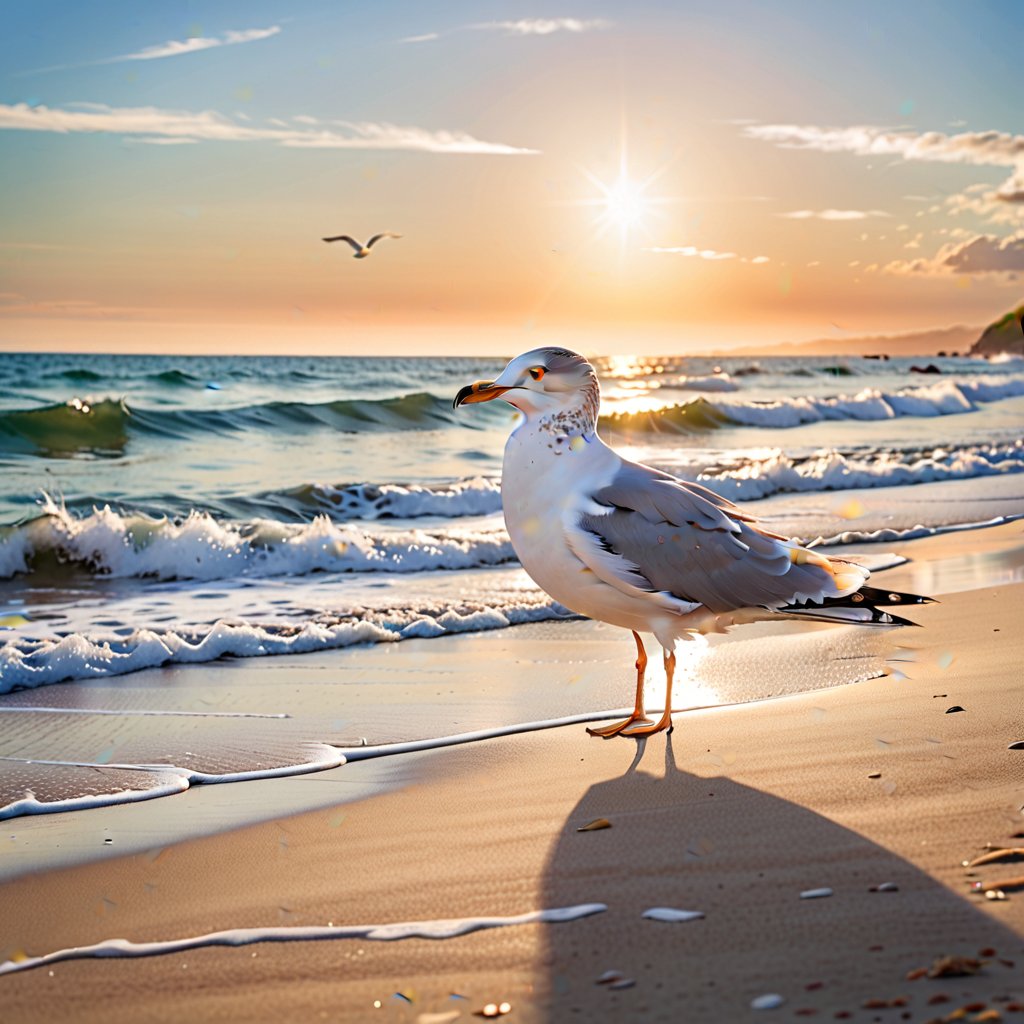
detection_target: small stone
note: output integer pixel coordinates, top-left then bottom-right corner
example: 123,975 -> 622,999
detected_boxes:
870,882 -> 899,892
609,978 -> 635,991
868,772 -> 882,779
751,993 -> 785,1010
800,887 -> 833,900
642,907 -> 705,922
945,706 -> 966,714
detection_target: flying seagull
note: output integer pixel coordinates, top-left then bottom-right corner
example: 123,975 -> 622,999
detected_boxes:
454,347 -> 932,738
322,232 -> 402,258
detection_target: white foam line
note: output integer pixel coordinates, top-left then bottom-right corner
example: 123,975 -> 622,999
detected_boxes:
338,711 -> 642,762
0,903 -> 607,977
0,707 -> 290,719
0,744 -> 345,820
0,773 -> 191,819
806,512 -> 1024,548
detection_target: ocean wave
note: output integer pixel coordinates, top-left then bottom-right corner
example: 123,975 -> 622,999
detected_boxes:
601,377 -> 1024,433
0,597 -> 567,691
0,397 -> 131,456
0,497 -> 516,582
218,441 -> 1024,521
0,391 -> 485,457
6,434 -> 1022,581
696,440 -> 1024,502
285,476 -> 503,521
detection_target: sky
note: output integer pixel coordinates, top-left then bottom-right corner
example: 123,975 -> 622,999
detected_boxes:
1,0 -> 1022,355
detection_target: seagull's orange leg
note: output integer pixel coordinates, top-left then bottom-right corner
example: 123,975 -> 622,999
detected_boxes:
587,631 -> 654,738
623,649 -> 676,737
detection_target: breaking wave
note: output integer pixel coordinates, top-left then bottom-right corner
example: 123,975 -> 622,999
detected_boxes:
0,597 -> 568,692
601,377 -> 1024,433
0,497 -> 515,582
0,391 -> 490,457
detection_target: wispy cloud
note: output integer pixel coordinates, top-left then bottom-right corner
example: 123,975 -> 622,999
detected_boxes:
24,26 -> 281,73
110,25 -> 281,62
744,123 -> 1024,221
645,246 -> 769,263
481,18 -> 611,35
742,123 -> 1024,167
400,18 -> 611,43
995,175 -> 1024,203
779,209 -> 889,221
886,231 -> 1024,277
0,102 -> 539,155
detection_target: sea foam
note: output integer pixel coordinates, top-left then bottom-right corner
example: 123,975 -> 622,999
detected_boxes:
0,904 -> 608,976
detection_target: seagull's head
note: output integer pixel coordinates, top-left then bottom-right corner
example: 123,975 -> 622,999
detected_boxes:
453,347 -> 599,421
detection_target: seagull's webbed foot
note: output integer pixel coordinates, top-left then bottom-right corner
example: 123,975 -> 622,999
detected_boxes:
587,712 -> 655,739
619,711 -> 673,737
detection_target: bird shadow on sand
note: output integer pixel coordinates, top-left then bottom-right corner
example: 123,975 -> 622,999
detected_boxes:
537,732 -> 1023,1022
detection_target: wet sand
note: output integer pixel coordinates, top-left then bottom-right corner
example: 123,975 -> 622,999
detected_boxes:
2,523 -> 1023,1022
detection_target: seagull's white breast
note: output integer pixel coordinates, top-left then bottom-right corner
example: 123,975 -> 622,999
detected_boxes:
501,421 -> 669,634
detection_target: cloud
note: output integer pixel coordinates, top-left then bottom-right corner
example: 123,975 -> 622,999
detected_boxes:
25,26 -> 281,72
885,231 -> 1024,277
742,123 -> 1024,168
779,209 -> 889,220
995,175 -> 1024,203
0,102 -> 539,155
401,18 -> 611,43
745,122 -> 1024,226
645,246 -> 769,263
109,26 -> 281,62
480,18 -> 612,35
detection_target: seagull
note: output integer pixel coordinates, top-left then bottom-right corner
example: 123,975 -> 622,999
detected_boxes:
322,233 -> 402,259
454,347 -> 932,739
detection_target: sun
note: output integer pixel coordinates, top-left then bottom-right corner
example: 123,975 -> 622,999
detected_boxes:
572,160 -> 676,248
600,176 -> 650,231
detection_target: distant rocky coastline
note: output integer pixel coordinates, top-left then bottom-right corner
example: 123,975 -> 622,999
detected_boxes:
968,303 -> 1024,357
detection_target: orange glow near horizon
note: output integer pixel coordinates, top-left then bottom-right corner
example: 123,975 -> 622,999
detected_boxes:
1,6 -> 1020,355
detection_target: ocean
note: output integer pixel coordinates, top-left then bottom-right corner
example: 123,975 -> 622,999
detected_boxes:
1,349 -> 1023,826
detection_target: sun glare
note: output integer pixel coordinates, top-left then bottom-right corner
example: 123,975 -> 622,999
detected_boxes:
571,157 -> 677,251
601,176 -> 650,231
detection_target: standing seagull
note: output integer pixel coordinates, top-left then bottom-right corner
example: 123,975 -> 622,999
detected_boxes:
454,347 -> 932,738
322,232 -> 402,259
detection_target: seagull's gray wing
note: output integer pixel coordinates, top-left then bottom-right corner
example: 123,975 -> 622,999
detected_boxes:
366,232 -> 402,249
569,460 -> 866,614
323,235 -> 362,253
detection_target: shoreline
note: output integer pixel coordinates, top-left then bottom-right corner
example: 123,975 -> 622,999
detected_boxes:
1,520 -> 1022,881
1,522 -> 1023,1021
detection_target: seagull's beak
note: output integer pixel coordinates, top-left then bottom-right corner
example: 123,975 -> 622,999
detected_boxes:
453,380 -> 511,408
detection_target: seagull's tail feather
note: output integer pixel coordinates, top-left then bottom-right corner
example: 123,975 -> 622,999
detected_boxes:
780,585 -> 936,628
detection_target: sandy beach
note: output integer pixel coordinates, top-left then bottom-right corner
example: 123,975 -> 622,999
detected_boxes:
0,522 -> 1021,1022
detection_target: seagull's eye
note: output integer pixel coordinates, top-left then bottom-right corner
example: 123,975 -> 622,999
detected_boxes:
529,367 -> 546,381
